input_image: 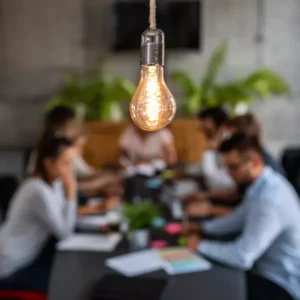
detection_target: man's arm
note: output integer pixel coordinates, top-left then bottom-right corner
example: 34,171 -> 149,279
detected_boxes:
199,200 -> 284,270
201,201 -> 246,236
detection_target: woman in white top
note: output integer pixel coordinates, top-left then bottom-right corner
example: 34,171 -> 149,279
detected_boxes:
0,131 -> 77,292
119,125 -> 177,166
27,105 -> 123,199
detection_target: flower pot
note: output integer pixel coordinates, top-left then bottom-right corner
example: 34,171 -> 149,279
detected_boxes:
128,229 -> 150,250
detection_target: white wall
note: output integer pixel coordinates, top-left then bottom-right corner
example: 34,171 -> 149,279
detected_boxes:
0,0 -> 300,157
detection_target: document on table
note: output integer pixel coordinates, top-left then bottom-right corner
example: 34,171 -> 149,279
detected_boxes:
158,247 -> 212,275
77,215 -> 109,230
57,233 -> 121,252
106,249 -> 163,277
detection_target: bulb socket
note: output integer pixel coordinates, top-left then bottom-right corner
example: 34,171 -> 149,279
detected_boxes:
140,29 -> 165,66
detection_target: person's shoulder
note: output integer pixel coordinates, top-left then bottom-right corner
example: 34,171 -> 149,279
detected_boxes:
262,148 -> 286,176
23,178 -> 53,197
157,128 -> 173,141
122,125 -> 135,135
119,126 -> 135,145
11,179 -> 48,206
260,168 -> 298,205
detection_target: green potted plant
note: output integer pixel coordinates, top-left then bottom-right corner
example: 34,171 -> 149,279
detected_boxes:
171,40 -> 290,117
123,200 -> 160,250
47,58 -> 136,121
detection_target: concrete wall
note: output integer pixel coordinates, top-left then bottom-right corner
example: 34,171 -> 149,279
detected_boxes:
0,0 -> 299,157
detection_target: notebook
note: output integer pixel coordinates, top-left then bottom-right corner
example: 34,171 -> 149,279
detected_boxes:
158,247 -> 212,275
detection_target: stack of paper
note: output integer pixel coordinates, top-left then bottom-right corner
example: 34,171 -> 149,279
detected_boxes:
57,233 -> 121,252
106,248 -> 212,277
106,250 -> 163,277
158,247 -> 212,275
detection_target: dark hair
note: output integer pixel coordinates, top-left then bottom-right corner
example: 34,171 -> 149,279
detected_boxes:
35,130 -> 74,182
227,113 -> 260,137
198,107 -> 229,128
219,132 -> 263,155
44,106 -> 75,130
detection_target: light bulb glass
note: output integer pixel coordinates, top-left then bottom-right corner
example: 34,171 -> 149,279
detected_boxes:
129,65 -> 176,131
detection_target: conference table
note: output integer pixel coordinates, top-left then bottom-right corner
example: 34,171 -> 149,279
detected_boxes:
49,245 -> 246,300
49,174 -> 246,300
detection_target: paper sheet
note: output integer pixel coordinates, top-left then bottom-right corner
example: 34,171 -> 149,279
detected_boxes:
106,249 -> 163,277
77,215 -> 109,230
57,233 -> 121,252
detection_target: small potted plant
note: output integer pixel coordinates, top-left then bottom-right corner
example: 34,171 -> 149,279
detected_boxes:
123,200 -> 160,250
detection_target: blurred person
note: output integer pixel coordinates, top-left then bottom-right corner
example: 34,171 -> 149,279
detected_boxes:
28,106 -> 123,201
73,127 -> 123,199
27,106 -> 78,175
0,132 -> 77,292
185,133 -> 300,300
73,129 -> 123,215
185,112 -> 286,215
226,112 -> 285,176
119,121 -> 177,167
183,107 -> 235,202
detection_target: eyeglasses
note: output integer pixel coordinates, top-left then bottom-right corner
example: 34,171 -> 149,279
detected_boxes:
225,156 -> 250,172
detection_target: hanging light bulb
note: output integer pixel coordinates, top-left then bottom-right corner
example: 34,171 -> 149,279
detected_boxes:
129,1 -> 176,131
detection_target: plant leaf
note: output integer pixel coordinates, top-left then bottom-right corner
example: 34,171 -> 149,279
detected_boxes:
201,40 -> 228,93
170,71 -> 196,97
243,68 -> 290,99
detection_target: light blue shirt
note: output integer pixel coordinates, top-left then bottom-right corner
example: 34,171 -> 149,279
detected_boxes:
199,167 -> 300,299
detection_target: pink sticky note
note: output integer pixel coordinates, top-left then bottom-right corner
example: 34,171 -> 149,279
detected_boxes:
165,223 -> 182,235
151,240 -> 168,249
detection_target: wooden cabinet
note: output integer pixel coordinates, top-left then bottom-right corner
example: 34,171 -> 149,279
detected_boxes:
83,119 -> 206,168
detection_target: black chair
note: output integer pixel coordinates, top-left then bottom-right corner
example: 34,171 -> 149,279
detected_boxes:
0,176 -> 19,220
281,148 -> 300,196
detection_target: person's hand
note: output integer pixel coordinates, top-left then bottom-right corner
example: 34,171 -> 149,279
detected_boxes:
185,202 -> 212,217
78,205 -> 104,216
104,196 -> 122,211
103,183 -> 124,197
184,192 -> 208,202
206,129 -> 225,150
182,222 -> 203,235
186,234 -> 202,252
60,167 -> 77,200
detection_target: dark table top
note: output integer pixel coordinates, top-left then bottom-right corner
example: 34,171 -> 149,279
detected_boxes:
49,174 -> 246,300
49,248 -> 246,300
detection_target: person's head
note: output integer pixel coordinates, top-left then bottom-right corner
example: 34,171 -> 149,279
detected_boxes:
198,107 -> 229,139
226,113 -> 261,139
219,132 -> 265,184
44,106 -> 83,142
73,127 -> 89,156
35,131 -> 76,183
44,106 -> 76,130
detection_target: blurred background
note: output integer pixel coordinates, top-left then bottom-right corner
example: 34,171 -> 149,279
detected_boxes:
0,1 -> 300,299
0,0 -> 299,173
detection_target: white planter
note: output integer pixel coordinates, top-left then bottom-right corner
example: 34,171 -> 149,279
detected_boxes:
128,229 -> 150,250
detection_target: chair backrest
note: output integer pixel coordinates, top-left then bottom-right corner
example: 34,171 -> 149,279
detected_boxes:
83,119 -> 206,168
281,148 -> 300,195
0,290 -> 46,300
0,176 -> 19,220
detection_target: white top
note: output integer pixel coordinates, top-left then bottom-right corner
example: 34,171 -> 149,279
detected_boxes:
186,150 -> 235,191
27,150 -> 94,179
0,178 -> 77,278
119,126 -> 173,164
73,155 -> 95,179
